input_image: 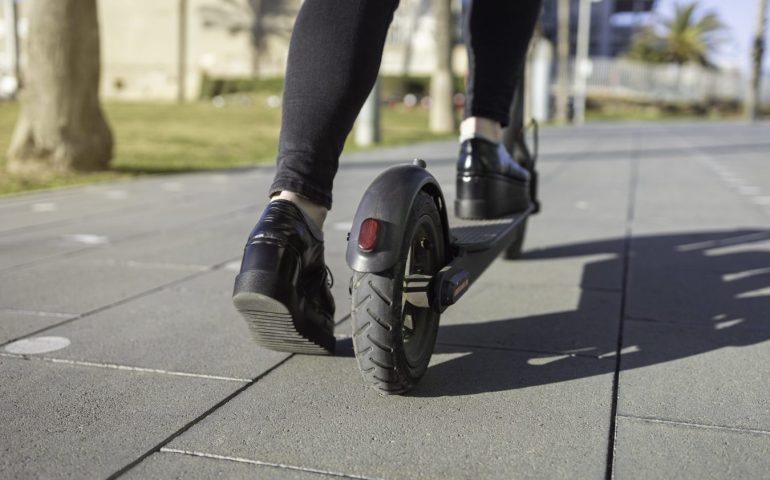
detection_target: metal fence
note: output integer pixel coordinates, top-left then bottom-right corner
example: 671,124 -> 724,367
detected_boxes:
563,58 -> 770,105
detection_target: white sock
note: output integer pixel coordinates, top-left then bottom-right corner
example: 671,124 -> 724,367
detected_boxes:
271,191 -> 327,236
459,117 -> 503,144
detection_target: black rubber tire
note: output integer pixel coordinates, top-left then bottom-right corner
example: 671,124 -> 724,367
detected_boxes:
503,218 -> 528,260
350,192 -> 445,395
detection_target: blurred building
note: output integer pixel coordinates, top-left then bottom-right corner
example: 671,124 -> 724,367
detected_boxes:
540,0 -> 656,57
3,0 -> 767,106
0,0 -> 299,101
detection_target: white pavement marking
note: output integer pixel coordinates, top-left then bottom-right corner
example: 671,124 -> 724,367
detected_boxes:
96,260 -> 209,272
527,354 -> 571,366
4,336 -> 70,354
723,267 -> 770,282
0,308 -> 76,318
160,448 -> 383,480
104,189 -> 128,200
751,196 -> 770,206
162,181 -> 183,192
210,174 -> 229,184
62,234 -> 109,245
224,261 -> 241,271
598,345 -> 640,359
714,318 -> 744,330
736,287 -> 770,299
575,200 -> 589,210
332,221 -> 353,232
0,352 -> 251,382
31,202 -> 58,213
737,185 -> 761,195
676,231 -> 770,252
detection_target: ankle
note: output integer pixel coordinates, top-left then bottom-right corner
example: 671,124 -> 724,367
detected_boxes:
460,117 -> 503,144
272,191 -> 328,230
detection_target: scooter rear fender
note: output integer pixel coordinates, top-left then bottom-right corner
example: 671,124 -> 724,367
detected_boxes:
346,163 -> 450,273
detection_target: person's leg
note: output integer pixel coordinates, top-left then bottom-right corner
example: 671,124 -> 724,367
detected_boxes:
270,0 -> 400,227
461,0 -> 543,140
455,0 -> 543,219
234,0 -> 398,354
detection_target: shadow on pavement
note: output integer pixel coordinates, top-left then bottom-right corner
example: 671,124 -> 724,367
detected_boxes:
408,229 -> 770,397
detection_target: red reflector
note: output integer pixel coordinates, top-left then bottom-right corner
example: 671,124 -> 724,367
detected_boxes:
358,218 -> 380,252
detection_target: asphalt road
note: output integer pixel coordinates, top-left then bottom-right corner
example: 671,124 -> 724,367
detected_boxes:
1,121 -> 769,479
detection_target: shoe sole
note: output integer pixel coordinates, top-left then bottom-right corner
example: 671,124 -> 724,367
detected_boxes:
233,290 -> 334,355
233,264 -> 335,355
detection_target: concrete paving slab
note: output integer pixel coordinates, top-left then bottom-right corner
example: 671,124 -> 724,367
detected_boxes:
169,348 -> 614,480
0,311 -> 76,344
501,250 -> 624,290
437,284 -> 621,357
632,155 -> 762,235
0,257 -> 196,314
126,452 -> 343,480
41,283 -> 289,379
2,122 -> 770,478
0,230 -> 96,271
0,356 -> 241,480
163,263 -> 354,325
0,202 -> 255,273
618,320 -> 770,431
626,233 -> 770,328
613,416 -> 770,480
70,214 -> 249,270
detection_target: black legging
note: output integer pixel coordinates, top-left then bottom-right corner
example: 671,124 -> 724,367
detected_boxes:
270,0 -> 543,209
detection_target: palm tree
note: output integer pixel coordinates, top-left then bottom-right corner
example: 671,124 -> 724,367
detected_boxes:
628,1 -> 725,67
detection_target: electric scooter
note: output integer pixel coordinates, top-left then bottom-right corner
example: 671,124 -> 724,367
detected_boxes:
345,71 -> 540,394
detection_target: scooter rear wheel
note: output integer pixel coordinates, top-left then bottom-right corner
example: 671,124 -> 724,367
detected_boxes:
350,192 -> 445,395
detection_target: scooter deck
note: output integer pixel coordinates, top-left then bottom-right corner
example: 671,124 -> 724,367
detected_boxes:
450,216 -> 521,252
426,205 -> 534,313
449,201 -> 533,251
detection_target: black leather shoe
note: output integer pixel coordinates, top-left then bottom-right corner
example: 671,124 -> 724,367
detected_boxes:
233,200 -> 335,354
455,138 -> 531,219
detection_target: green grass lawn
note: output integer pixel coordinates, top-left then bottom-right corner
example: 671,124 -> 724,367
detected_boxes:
0,94 -> 453,196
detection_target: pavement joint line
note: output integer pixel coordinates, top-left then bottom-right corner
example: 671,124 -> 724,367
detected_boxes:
334,312 -> 352,326
605,133 -> 640,480
434,341 -> 610,360
159,448 -> 384,480
0,256 -> 240,349
617,414 -> 770,437
106,354 -> 296,480
0,352 -> 251,382
0,202 -> 263,275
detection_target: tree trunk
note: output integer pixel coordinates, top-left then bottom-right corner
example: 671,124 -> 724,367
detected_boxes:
249,0 -> 263,77
555,0 -> 570,124
746,0 -> 767,121
430,0 -> 455,133
178,0 -> 188,103
7,0 -> 112,175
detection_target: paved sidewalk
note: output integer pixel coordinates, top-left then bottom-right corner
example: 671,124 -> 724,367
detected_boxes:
1,121 -> 769,479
